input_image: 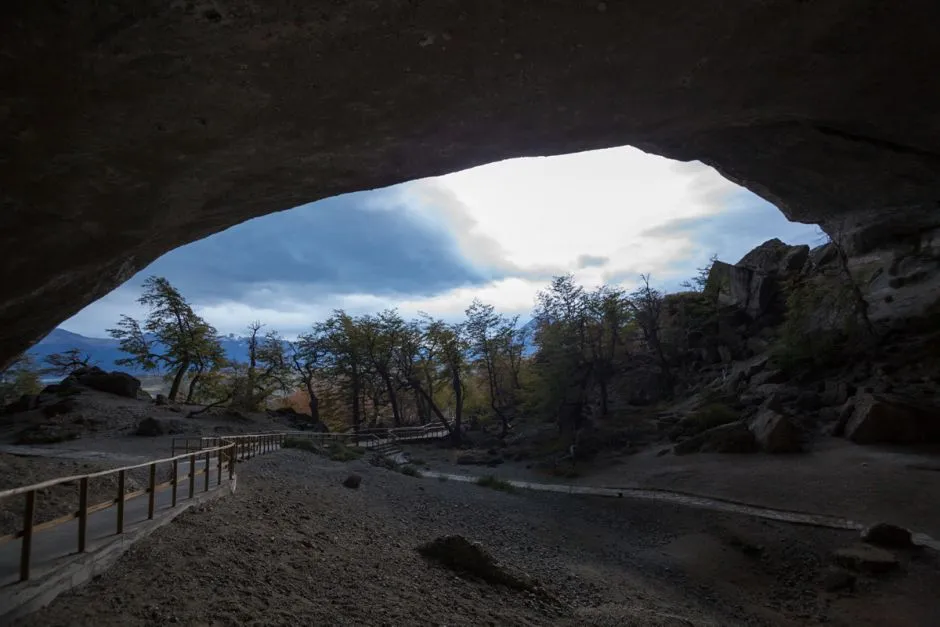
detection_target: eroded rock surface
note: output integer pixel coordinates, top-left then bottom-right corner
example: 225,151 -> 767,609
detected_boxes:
3,1 -> 940,365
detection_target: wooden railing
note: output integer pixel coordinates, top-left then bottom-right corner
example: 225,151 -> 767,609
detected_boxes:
0,424 -> 450,586
0,439 -> 249,583
191,423 -> 450,453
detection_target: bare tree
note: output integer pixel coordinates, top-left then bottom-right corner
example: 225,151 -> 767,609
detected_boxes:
628,274 -> 673,394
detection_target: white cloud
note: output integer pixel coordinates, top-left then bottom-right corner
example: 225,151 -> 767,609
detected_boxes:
61,145 -> 816,338
400,146 -> 739,287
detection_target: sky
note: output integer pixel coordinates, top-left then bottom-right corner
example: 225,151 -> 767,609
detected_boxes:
62,146 -> 822,339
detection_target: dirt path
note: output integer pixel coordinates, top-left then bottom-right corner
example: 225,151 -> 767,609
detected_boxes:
405,438 -> 940,538
16,450 -> 940,627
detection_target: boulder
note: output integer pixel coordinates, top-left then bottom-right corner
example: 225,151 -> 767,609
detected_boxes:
708,240 -> 810,320
810,242 -> 839,269
2,394 -> 40,415
674,421 -> 759,455
416,535 -> 532,590
71,367 -> 141,398
749,409 -> 802,453
342,474 -> 362,490
731,355 -> 770,382
154,394 -> 168,406
749,369 -> 788,387
267,407 -> 330,432
41,398 -> 77,418
861,523 -> 914,549
844,393 -> 938,444
135,417 -> 165,437
821,380 -> 851,407
737,239 -> 810,275
832,544 -> 899,574
820,567 -> 856,593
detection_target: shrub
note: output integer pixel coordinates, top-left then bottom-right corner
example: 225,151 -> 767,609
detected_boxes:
476,475 -> 515,493
772,273 -> 870,375
400,464 -> 422,477
282,437 -> 319,453
328,443 -> 364,462
686,403 -> 738,434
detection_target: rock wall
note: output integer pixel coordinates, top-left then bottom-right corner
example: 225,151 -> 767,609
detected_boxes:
3,1 -> 940,366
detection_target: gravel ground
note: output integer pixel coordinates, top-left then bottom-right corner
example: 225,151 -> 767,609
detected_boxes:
15,450 -> 940,627
405,439 -> 940,539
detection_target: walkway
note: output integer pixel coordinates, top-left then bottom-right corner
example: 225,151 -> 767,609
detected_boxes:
0,454 -> 230,588
0,425 -> 453,622
420,470 -> 940,551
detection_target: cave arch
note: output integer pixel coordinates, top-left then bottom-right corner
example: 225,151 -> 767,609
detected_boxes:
2,0 -> 939,366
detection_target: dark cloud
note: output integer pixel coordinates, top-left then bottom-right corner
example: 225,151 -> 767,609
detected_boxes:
575,254 -> 609,269
121,188 -> 489,306
405,182 -> 567,281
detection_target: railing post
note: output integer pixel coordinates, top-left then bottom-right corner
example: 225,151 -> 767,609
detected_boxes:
204,451 -> 210,492
229,446 -> 236,480
116,470 -> 126,534
20,490 -> 35,581
148,462 -> 156,519
172,459 -> 179,507
188,454 -> 196,499
78,478 -> 88,552
217,447 -> 223,485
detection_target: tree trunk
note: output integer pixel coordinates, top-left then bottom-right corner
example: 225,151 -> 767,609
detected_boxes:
451,367 -> 463,446
381,373 -> 402,426
168,361 -> 189,401
185,366 -> 203,404
350,375 -> 361,431
305,381 -> 321,423
414,388 -> 427,423
410,380 -> 455,441
599,377 -> 609,417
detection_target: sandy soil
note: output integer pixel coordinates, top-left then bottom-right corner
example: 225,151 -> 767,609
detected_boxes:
15,450 -> 940,627
406,438 -> 940,539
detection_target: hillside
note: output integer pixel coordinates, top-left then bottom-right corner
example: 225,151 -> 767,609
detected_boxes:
28,328 -> 256,375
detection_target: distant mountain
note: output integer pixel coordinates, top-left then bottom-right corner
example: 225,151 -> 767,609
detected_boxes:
29,322 -> 540,375
28,328 -> 254,374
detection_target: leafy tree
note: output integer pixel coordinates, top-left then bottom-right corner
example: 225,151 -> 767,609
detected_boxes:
583,286 -> 630,417
234,321 -> 291,410
320,311 -> 369,430
108,276 -> 224,402
531,275 -> 591,433
680,253 -> 719,292
0,354 -> 42,406
359,309 -> 408,426
465,300 -> 523,438
289,329 -> 328,422
627,274 -> 673,394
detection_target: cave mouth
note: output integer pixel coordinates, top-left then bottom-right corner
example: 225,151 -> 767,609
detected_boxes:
53,146 -> 821,344
3,0 -> 940,368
